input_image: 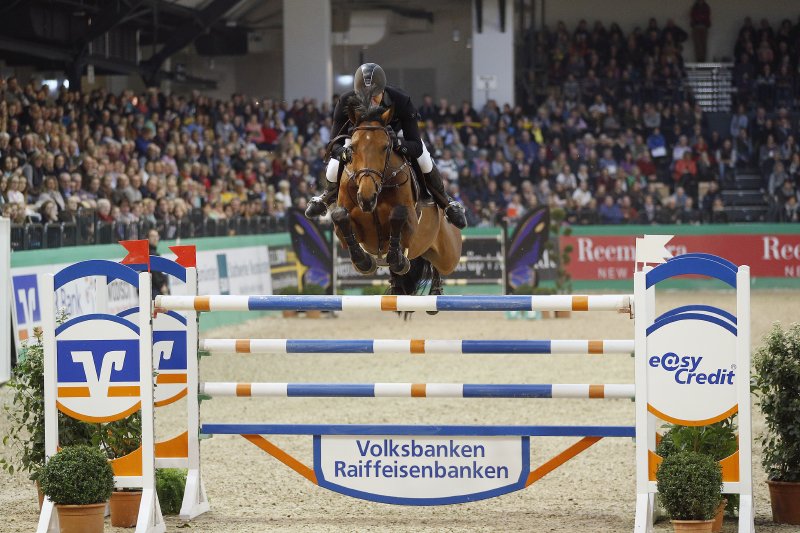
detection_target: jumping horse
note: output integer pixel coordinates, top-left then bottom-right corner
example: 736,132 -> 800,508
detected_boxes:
329,100 -> 462,301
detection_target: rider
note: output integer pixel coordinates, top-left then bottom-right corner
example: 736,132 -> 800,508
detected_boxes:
305,63 -> 467,229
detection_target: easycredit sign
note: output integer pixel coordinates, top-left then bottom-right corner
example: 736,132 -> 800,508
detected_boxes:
562,233 -> 800,280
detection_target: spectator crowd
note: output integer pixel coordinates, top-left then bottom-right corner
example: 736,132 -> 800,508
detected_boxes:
1,16 -> 800,245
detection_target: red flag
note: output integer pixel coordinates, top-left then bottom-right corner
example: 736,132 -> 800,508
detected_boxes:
169,245 -> 197,268
120,239 -> 150,270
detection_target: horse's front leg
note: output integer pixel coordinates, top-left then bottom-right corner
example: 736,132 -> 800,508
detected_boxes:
426,268 -> 443,315
387,205 -> 410,275
331,207 -> 377,274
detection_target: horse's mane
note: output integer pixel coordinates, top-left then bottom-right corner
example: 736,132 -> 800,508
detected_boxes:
346,95 -> 388,125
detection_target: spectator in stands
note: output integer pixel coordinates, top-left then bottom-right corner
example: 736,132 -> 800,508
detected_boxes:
717,139 -> 737,182
780,194 -> 799,222
681,196 -> 702,224
673,151 -> 698,197
5,175 -> 24,205
768,162 -> 790,197
598,195 -> 623,224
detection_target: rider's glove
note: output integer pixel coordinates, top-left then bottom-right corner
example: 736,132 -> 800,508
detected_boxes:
333,145 -> 352,164
388,130 -> 407,155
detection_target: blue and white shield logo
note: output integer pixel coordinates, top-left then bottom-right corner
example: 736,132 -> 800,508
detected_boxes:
55,315 -> 141,423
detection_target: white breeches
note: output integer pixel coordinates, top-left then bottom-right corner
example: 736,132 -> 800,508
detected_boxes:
326,139 -> 433,182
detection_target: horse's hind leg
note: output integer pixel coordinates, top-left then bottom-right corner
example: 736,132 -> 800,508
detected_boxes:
330,207 -> 376,274
426,268 -> 443,315
387,205 -> 410,275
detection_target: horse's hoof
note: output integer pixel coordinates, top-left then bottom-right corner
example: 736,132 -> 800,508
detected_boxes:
354,254 -> 377,275
389,256 -> 410,275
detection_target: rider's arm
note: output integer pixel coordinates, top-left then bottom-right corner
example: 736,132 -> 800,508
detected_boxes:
329,94 -> 352,157
395,95 -> 423,159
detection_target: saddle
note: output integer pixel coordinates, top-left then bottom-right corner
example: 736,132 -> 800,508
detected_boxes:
406,157 -> 435,214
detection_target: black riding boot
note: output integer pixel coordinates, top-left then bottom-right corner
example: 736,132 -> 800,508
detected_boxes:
305,180 -> 340,218
424,165 -> 467,229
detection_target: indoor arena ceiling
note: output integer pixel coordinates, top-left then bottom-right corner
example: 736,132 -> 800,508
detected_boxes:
0,0 -> 440,87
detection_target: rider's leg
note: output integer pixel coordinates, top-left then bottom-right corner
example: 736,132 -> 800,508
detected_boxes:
418,144 -> 467,229
305,140 -> 349,218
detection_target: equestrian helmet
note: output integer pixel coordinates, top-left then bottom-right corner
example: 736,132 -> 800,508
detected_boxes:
354,63 -> 386,106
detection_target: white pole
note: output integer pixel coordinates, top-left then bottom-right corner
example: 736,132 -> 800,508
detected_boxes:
0,217 -> 10,383
179,266 -> 209,519
736,266 -> 755,533
134,271 -> 166,533
36,274 -> 58,533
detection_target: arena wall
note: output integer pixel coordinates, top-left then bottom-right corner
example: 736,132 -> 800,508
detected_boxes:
8,223 -> 800,349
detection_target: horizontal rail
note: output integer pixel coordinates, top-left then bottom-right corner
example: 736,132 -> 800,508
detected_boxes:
200,424 -> 637,438
337,278 -> 504,287
157,294 -> 634,313
202,339 -> 635,355
201,383 -> 635,399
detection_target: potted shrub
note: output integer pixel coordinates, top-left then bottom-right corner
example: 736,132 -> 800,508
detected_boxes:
301,283 -> 326,318
656,451 -> 723,532
657,418 -> 738,531
38,445 -> 115,533
754,323 -> 800,524
156,468 -> 188,515
98,413 -> 143,527
361,285 -> 386,296
275,285 -> 300,317
509,284 -> 554,319
1,318 -> 94,507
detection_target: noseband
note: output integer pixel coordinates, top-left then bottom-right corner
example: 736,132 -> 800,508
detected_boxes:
346,124 -> 409,198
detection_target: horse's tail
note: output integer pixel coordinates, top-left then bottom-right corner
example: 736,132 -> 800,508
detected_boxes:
392,257 -> 433,296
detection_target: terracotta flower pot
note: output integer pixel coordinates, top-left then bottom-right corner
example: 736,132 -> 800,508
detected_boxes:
671,519 -> 714,532
110,490 -> 142,527
281,310 -> 298,318
55,502 -> 106,533
767,480 -> 800,524
711,499 -> 727,533
305,310 -> 322,319
36,481 -> 44,510
554,310 -> 572,319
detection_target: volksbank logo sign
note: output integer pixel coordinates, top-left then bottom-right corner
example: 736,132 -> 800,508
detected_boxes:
648,353 -> 735,386
55,315 -> 142,423
315,435 -> 529,505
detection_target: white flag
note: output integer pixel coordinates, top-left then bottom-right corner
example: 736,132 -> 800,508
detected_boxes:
635,235 -> 674,265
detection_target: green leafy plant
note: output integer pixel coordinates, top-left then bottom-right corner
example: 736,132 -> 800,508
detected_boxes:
548,207 -> 573,294
512,284 -> 556,295
301,283 -> 326,295
657,418 -> 738,461
657,417 -> 739,516
754,323 -> 800,482
276,285 -> 300,295
1,312 -> 143,484
1,316 -> 94,481
93,413 -> 142,460
361,285 -> 386,296
38,445 -> 115,505
656,451 -> 722,521
156,469 -> 187,514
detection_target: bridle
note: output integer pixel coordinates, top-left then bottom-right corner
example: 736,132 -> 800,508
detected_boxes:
339,122 -> 413,259
345,124 -> 410,198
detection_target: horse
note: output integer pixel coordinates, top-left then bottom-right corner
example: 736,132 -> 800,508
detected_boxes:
329,99 -> 462,300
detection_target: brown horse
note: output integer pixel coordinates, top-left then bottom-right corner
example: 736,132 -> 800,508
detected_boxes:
329,101 -> 462,297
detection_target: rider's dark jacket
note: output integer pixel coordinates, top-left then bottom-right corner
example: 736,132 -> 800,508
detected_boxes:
330,86 -> 423,160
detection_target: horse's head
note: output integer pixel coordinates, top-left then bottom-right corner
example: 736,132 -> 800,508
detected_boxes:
347,98 -> 394,213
